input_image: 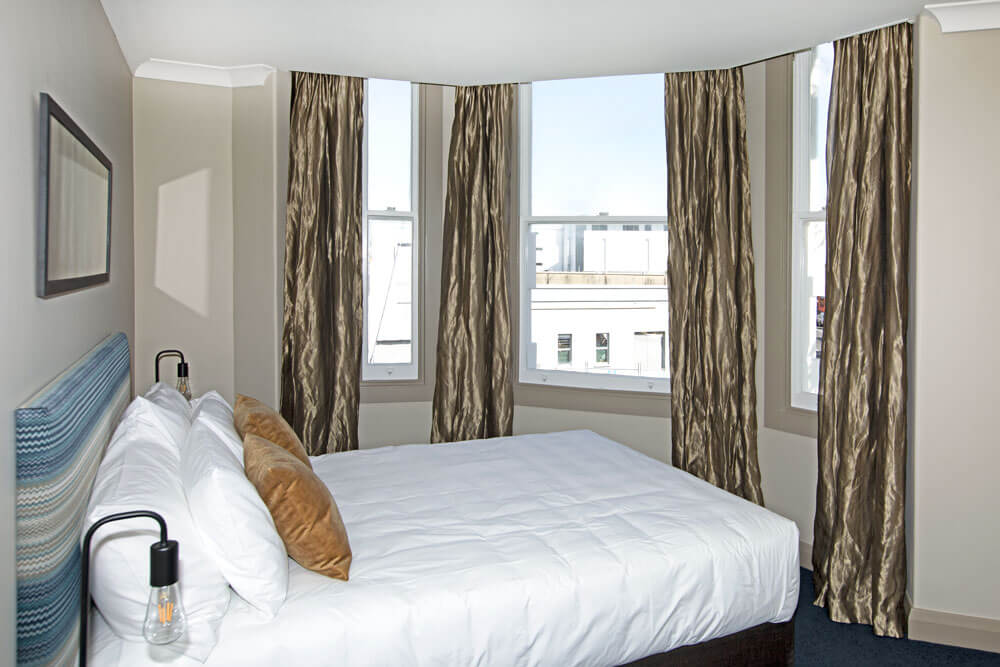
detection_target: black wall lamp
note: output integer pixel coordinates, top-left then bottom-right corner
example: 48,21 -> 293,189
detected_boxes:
155,349 -> 191,400
80,511 -> 185,666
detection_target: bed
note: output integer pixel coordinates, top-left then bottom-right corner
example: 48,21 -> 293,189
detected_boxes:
16,334 -> 799,667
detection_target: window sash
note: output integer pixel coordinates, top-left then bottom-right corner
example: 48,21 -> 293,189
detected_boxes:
790,50 -> 826,410
517,83 -> 670,394
790,212 -> 823,410
362,81 -> 419,382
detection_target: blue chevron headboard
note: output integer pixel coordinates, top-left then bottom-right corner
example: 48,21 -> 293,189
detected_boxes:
15,333 -> 131,666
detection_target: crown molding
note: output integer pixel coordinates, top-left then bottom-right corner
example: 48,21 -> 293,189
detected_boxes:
134,59 -> 275,88
925,0 -> 1000,32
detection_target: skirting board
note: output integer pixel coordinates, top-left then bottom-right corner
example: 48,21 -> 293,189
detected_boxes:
909,606 -> 1000,654
805,541 -> 999,654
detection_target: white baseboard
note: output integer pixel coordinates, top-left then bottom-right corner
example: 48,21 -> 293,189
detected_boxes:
802,544 -> 999,654
909,605 -> 1000,654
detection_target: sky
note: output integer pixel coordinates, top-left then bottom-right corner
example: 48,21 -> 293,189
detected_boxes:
367,78 -> 412,212
368,56 -> 834,219
530,73 -> 667,217
365,73 -> 669,218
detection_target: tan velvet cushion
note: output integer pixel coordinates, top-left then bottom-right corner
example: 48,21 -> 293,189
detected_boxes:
243,434 -> 352,580
234,394 -> 311,467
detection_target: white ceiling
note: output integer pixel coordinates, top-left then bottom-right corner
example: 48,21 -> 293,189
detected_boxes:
101,0 -> 960,86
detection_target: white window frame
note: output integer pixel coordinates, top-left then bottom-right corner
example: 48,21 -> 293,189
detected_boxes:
789,50 -> 827,411
517,82 -> 670,394
361,80 -> 420,381
595,332 -> 610,365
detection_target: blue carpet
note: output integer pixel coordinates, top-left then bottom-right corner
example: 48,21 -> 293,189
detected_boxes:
795,568 -> 1000,665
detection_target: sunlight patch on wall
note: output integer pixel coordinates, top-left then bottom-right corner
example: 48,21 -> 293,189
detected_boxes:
154,169 -> 211,316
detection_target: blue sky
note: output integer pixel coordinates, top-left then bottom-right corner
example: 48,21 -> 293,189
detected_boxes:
531,73 -> 667,217
367,78 -> 412,212
367,74 -> 668,218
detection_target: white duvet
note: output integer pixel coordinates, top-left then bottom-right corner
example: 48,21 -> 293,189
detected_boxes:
92,430 -> 799,666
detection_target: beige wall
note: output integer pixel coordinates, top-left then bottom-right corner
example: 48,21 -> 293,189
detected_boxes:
134,74 -> 285,408
0,0 -> 135,660
909,14 -> 1000,622
233,75 -> 283,408
134,78 -> 236,403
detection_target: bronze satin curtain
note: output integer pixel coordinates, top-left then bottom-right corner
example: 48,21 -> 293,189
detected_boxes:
431,84 -> 515,443
280,72 -> 364,454
813,23 -> 912,638
664,68 -> 764,505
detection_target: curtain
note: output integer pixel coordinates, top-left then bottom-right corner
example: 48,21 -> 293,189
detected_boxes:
431,84 -> 515,443
280,72 -> 365,455
813,23 -> 912,638
664,68 -> 764,505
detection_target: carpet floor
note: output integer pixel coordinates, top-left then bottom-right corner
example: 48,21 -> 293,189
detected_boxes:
795,569 -> 999,665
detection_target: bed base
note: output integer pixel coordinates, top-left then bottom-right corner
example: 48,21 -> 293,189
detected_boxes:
621,616 -> 795,667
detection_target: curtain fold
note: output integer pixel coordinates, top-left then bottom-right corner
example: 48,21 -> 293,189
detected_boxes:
664,68 -> 764,505
813,23 -> 912,638
431,84 -> 515,443
280,72 -> 365,454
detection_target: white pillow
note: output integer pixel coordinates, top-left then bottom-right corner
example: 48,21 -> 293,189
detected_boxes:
190,391 -> 243,463
142,383 -> 193,443
85,398 -> 230,661
145,381 -> 193,416
181,402 -> 288,617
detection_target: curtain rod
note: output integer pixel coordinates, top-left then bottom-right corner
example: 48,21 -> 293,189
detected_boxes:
364,17 -> 916,88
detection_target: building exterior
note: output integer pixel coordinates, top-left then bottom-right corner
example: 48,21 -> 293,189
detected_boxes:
526,223 -> 670,379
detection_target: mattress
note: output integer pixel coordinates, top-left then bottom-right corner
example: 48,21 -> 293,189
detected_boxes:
91,430 -> 799,666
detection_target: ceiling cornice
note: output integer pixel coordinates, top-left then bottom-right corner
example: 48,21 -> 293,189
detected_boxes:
134,59 -> 275,88
925,0 -> 1000,32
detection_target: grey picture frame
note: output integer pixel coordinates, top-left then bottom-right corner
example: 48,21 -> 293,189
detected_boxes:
37,93 -> 113,297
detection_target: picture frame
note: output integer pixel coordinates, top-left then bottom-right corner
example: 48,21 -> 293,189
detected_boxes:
37,93 -> 113,297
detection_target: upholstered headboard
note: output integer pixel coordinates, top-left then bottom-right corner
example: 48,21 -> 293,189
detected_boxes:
15,332 -> 131,666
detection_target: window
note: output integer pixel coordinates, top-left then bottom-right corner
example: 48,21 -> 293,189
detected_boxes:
519,75 -> 669,393
557,334 -> 572,364
595,333 -> 609,364
362,79 -> 419,381
790,44 -> 833,409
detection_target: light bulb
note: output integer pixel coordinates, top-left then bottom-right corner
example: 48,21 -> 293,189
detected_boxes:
143,583 -> 186,644
143,539 -> 185,645
175,361 -> 192,401
175,375 -> 192,401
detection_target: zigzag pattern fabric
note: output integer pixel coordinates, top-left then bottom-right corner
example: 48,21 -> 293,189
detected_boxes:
15,333 -> 130,666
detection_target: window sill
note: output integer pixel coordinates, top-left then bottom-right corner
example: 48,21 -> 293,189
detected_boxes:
360,378 -> 431,404
514,380 -> 670,419
790,391 -> 819,412
520,367 -> 670,395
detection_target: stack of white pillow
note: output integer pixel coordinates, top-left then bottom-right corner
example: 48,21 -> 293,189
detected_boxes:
84,384 -> 289,662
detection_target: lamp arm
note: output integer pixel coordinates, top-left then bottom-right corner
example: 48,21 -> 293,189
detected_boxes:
154,350 -> 185,382
79,511 -> 168,667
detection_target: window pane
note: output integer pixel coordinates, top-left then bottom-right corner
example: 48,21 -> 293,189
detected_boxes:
557,334 -> 572,364
808,43 -> 833,212
799,218 -> 826,394
366,217 -> 412,364
528,223 -> 669,378
596,333 -> 609,364
530,74 -> 667,216
367,79 -> 411,212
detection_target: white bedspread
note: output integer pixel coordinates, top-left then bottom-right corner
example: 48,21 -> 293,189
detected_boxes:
92,430 -> 799,666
